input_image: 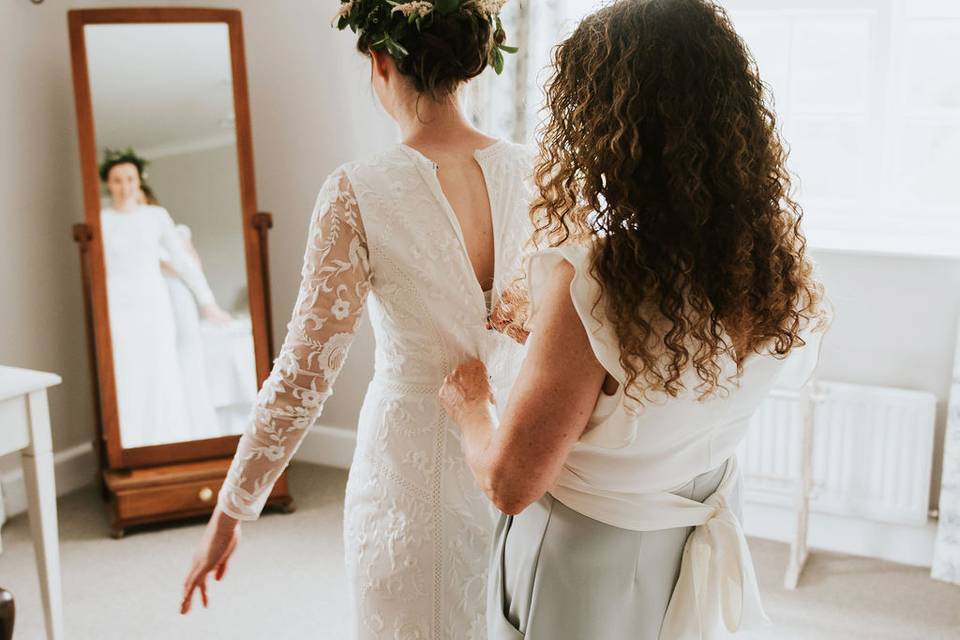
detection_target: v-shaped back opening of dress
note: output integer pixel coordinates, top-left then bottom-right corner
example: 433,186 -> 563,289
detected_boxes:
399,140 -> 504,301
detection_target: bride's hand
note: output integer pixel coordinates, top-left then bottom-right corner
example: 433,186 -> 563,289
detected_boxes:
439,359 -> 495,424
200,303 -> 232,323
181,507 -> 241,614
488,285 -> 529,345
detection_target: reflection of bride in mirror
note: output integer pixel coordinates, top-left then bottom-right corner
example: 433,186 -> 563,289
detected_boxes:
99,148 -> 229,447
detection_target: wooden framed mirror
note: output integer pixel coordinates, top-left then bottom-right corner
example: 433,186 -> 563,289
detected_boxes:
68,8 -> 291,536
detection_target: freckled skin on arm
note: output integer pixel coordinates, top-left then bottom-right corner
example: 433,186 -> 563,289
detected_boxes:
440,261 -> 608,515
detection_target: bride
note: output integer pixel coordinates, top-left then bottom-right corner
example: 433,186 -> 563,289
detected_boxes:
182,2 -> 532,638
99,150 -> 229,448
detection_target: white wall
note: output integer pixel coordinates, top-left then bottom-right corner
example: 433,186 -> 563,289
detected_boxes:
1,0 -> 956,517
0,1 -> 95,470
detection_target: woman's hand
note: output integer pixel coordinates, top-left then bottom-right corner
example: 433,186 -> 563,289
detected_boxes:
488,285 -> 530,345
439,358 -> 495,425
181,506 -> 241,614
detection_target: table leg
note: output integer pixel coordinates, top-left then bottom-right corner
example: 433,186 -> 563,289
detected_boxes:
22,390 -> 64,640
0,587 -> 13,640
785,384 -> 815,590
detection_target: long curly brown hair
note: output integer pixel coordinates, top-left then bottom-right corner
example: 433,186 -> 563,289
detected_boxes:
531,0 -> 824,406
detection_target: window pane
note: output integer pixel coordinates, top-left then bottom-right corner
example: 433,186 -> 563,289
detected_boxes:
900,124 -> 960,208
787,118 -> 867,201
904,23 -> 960,113
791,16 -> 873,113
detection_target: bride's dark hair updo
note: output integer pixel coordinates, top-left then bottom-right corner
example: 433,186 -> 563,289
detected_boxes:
334,1 -> 514,100
356,9 -> 499,99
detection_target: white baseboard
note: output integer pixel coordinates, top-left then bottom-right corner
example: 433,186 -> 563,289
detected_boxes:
0,430 -> 351,526
0,442 -> 98,522
294,425 -> 357,469
744,501 -> 938,568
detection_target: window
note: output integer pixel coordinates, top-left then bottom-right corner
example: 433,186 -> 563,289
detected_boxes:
469,0 -> 960,257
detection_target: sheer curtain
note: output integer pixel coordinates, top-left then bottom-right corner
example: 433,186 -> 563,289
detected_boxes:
464,0 -> 594,144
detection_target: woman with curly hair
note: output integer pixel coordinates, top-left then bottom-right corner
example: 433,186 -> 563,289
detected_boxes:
439,0 -> 828,638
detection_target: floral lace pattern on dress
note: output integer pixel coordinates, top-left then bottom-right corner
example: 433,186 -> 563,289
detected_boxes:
218,170 -> 371,520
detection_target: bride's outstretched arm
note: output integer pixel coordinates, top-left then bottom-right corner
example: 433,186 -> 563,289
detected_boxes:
182,168 -> 370,614
219,169 -> 372,520
156,208 -> 217,308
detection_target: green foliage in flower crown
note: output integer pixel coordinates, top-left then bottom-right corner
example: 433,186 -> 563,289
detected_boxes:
333,0 -> 518,74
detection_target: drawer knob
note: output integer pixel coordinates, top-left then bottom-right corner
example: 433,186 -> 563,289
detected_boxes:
198,487 -> 214,502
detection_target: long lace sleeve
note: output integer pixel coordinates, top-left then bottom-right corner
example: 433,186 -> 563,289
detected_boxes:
155,207 -> 217,307
217,169 -> 371,520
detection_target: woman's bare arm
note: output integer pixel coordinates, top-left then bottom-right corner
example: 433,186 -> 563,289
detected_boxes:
440,260 -> 607,514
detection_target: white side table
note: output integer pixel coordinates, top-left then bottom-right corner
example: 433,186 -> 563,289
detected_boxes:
0,366 -> 64,639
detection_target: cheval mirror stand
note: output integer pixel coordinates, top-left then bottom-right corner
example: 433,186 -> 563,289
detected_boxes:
67,8 -> 294,538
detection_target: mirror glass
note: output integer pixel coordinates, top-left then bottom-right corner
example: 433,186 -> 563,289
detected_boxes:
86,23 -> 256,448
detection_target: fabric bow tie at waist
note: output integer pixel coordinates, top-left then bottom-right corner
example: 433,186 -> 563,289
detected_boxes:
659,457 -> 770,639
551,456 -> 769,637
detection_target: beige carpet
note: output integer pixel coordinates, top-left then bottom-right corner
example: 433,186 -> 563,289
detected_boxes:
0,463 -> 957,640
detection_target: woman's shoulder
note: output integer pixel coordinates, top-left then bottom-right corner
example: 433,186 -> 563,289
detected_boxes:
525,243 -> 593,273
523,244 -> 601,331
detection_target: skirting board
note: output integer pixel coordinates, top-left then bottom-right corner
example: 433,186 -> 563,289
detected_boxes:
0,441 -> 97,522
296,425 -> 939,568
0,428 -> 351,525
744,502 -> 937,568
294,424 -> 358,469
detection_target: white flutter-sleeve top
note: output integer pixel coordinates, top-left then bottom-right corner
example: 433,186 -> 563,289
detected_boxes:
524,244 -> 824,640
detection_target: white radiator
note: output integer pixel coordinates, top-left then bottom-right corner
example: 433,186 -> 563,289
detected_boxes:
739,381 -> 937,526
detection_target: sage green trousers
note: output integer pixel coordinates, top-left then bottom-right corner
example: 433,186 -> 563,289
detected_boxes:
487,461 -> 732,639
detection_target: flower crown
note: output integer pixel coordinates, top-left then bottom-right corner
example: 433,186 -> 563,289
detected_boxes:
99,147 -> 149,182
333,0 -> 517,74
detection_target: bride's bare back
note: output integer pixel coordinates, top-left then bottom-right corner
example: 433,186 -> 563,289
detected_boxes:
404,131 -> 499,291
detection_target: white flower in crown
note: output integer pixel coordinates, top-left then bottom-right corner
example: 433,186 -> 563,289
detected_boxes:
391,1 -> 434,18
331,1 -> 354,27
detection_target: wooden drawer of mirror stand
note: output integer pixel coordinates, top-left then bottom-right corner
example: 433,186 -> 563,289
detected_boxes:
104,459 -> 293,536
116,476 -> 228,521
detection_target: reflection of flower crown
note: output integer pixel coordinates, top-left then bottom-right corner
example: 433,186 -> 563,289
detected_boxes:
333,0 -> 517,74
99,147 -> 149,182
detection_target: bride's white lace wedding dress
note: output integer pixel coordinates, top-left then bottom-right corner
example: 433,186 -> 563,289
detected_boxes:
217,140 -> 534,639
